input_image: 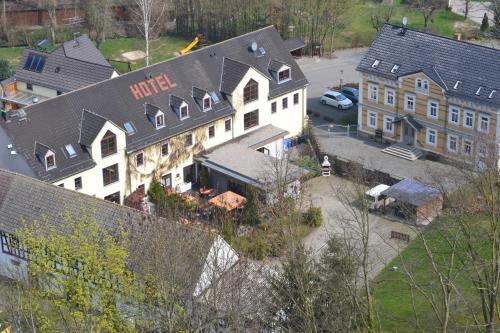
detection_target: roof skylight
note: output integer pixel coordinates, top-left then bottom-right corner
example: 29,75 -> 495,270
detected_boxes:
210,92 -> 221,104
489,90 -> 496,99
476,87 -> 482,96
390,65 -> 399,73
453,81 -> 461,89
64,144 -> 76,158
124,121 -> 136,135
372,60 -> 380,68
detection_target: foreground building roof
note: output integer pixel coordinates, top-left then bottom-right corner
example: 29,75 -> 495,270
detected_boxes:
1,26 -> 308,183
357,24 -> 500,106
14,34 -> 115,93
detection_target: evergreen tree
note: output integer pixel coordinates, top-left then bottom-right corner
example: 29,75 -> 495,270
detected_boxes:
481,13 -> 490,32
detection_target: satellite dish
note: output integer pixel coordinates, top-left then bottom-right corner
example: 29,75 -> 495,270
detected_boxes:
402,17 -> 408,26
251,42 -> 258,52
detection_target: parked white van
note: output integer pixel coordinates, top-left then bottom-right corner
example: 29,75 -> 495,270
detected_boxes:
365,184 -> 394,211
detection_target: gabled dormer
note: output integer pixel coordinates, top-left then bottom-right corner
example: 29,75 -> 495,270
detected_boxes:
170,94 -> 189,120
145,103 -> 165,129
268,59 -> 291,84
34,141 -> 56,171
192,86 -> 212,111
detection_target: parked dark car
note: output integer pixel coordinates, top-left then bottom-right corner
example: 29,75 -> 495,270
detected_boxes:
341,87 -> 359,104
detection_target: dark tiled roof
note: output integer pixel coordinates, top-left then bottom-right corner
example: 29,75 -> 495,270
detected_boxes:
2,26 -> 308,182
357,24 -> 500,106
169,94 -> 185,108
14,35 -> 114,93
268,59 -> 287,72
79,110 -> 108,147
34,141 -> 51,158
220,57 -> 250,94
283,37 -> 307,52
145,103 -> 161,118
192,86 -> 207,100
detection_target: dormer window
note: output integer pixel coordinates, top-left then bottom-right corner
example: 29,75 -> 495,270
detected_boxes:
476,87 -> 482,96
46,153 -> 55,170
203,96 -> 211,111
453,81 -> 461,89
156,113 -> 164,128
390,65 -> 399,73
372,60 -> 380,68
180,105 -> 189,119
278,68 -> 291,83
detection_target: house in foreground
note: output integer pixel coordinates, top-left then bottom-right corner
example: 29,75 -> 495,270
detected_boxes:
0,34 -> 117,111
0,168 -> 238,296
357,24 -> 499,166
0,26 -> 308,204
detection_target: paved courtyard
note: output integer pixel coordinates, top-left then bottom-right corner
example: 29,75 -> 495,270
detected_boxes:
302,176 -> 416,278
311,124 -> 466,192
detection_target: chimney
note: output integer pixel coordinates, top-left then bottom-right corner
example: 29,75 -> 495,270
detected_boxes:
454,33 -> 461,41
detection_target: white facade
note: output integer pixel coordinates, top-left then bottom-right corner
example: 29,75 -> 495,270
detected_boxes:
49,67 -> 307,204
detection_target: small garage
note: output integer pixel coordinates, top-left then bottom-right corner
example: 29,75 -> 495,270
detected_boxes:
381,179 -> 442,226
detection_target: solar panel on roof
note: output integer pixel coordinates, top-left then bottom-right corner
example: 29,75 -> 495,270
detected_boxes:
23,54 -> 34,70
35,57 -> 46,73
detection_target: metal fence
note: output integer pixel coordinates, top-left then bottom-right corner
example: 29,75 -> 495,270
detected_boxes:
312,123 -> 358,137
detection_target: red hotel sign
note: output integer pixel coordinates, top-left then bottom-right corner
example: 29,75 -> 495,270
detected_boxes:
129,73 -> 177,100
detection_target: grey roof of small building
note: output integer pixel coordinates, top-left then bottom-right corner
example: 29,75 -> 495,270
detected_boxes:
14,35 -> 114,93
381,178 -> 441,206
79,110 -> 108,147
0,126 -> 35,178
196,126 -> 306,189
357,24 -> 500,106
1,26 -> 307,183
283,37 -> 307,52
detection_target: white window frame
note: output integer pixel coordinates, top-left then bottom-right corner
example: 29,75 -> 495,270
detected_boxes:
367,111 -> 377,129
202,95 -> 212,111
155,112 -> 165,129
277,67 -> 291,84
478,114 -> 490,133
404,93 -> 415,112
426,128 -> 437,147
383,115 -> 394,134
368,83 -> 378,102
463,110 -> 474,129
463,139 -> 473,156
415,78 -> 429,94
45,151 -> 56,170
448,106 -> 460,125
427,99 -> 439,119
447,134 -> 458,153
384,88 -> 395,107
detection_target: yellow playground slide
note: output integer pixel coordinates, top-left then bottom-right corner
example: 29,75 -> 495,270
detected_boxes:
180,36 -> 200,54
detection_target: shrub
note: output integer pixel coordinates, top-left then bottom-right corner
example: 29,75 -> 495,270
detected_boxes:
222,219 -> 234,242
147,177 -> 164,204
304,206 -> 323,227
481,13 -> 489,32
295,156 -> 322,178
242,188 -> 260,226
199,167 -> 210,189
183,199 -> 198,212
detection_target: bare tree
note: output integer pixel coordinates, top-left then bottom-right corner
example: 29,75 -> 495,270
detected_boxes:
132,0 -> 167,67
38,0 -> 58,42
409,0 -> 447,29
370,2 -> 394,32
86,0 -> 112,49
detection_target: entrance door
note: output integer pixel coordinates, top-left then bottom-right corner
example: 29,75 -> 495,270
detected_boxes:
403,123 -> 415,146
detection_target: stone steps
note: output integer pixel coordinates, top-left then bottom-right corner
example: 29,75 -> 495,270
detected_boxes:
381,144 -> 423,161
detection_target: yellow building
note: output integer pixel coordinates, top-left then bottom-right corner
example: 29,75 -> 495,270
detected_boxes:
357,24 -> 499,166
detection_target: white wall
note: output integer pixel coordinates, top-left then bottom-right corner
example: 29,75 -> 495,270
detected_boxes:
54,121 -> 127,203
17,81 -> 58,98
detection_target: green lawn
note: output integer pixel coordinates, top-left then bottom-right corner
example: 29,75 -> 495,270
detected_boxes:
333,2 -> 471,49
0,35 -> 191,74
99,36 -> 191,73
373,217 -> 489,332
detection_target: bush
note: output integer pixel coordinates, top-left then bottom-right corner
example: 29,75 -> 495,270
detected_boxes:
242,188 -> 260,226
199,167 -> 209,188
222,219 -> 234,243
304,206 -> 323,227
147,177 -> 164,204
481,13 -> 489,32
294,156 -> 322,178
0,59 -> 12,80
